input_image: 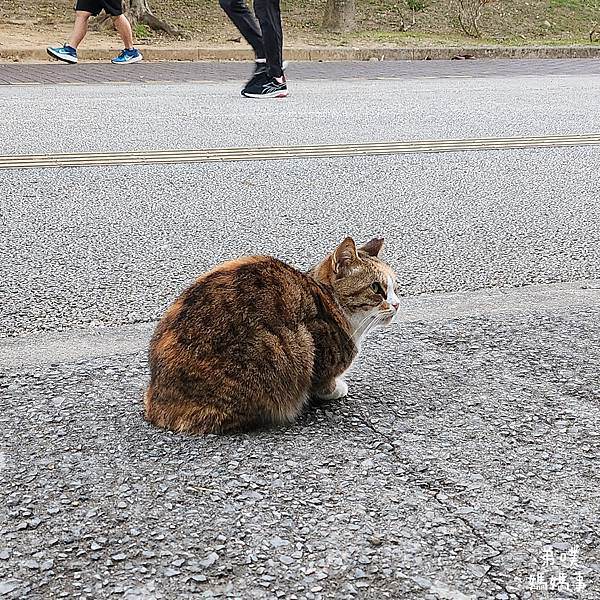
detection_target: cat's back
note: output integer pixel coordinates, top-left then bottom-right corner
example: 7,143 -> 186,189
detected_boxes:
150,255 -> 316,355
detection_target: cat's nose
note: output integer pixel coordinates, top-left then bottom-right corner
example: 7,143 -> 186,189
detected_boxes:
392,302 -> 399,311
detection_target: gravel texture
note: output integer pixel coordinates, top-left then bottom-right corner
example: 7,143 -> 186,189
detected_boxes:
2,148 -> 599,337
1,306 -> 599,599
2,63 -> 599,600
1,73 -> 600,156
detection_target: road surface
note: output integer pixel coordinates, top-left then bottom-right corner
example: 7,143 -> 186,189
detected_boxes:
1,60 -> 599,600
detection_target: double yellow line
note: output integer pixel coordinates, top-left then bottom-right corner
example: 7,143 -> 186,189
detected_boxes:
1,134 -> 599,169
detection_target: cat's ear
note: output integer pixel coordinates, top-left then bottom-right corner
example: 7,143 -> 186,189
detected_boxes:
332,237 -> 359,275
359,237 -> 384,257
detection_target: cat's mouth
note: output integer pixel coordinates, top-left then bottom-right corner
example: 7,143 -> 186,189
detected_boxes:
380,301 -> 399,323
372,307 -> 397,328
382,310 -> 397,325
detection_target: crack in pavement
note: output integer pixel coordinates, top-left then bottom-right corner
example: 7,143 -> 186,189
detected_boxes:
353,410 -> 523,599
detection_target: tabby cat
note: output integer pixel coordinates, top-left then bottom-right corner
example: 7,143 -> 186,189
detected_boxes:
144,236 -> 400,434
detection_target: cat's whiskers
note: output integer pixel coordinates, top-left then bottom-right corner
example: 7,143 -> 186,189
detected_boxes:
352,310 -> 390,342
363,312 -> 389,337
350,314 -> 373,340
351,311 -> 381,342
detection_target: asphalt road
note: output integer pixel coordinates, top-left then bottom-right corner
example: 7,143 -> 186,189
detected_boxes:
2,61 -> 600,156
1,61 -> 599,600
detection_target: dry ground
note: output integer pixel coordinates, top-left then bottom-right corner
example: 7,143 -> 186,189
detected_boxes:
0,0 -> 599,50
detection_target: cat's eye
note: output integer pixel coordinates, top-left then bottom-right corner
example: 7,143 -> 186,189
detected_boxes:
371,282 -> 385,296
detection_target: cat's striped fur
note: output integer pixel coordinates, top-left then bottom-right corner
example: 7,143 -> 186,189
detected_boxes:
144,237 -> 399,434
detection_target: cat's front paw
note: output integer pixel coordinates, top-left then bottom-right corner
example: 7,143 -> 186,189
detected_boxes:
315,378 -> 348,401
332,378 -> 349,399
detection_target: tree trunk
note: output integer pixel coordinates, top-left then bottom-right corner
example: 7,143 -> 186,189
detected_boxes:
323,0 -> 356,32
124,0 -> 185,36
93,0 -> 186,37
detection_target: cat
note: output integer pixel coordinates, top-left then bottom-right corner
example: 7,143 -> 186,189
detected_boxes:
144,236 -> 400,434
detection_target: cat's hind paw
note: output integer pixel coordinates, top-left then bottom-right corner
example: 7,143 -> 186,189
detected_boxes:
315,378 -> 348,401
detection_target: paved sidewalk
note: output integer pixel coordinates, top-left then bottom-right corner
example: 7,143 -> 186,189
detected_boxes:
1,58 -> 600,85
1,286 -> 598,599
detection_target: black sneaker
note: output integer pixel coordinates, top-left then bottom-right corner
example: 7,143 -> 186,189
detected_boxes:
242,73 -> 288,98
242,61 -> 288,96
242,61 -> 269,91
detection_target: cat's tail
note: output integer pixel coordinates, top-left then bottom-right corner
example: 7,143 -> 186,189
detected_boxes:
143,386 -> 248,435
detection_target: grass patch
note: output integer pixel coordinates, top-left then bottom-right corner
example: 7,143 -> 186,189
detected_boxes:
132,23 -> 152,38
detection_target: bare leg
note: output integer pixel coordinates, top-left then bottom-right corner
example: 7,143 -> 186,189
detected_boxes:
68,11 -> 92,48
112,14 -> 134,49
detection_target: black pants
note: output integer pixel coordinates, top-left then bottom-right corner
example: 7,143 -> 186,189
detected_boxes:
219,0 -> 284,78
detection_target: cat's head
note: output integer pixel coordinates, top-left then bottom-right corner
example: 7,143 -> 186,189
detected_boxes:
311,237 -> 400,340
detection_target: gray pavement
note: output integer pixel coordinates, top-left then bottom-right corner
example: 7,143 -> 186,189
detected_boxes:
2,71 -> 600,156
3,282 -> 598,370
1,61 -> 599,600
1,59 -> 600,86
1,297 -> 599,599
2,149 -> 599,337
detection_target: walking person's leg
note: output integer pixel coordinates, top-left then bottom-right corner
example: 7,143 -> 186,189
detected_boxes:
253,0 -> 284,79
106,1 -> 143,64
112,14 -> 135,50
219,0 -> 266,60
47,3 -> 97,64
241,0 -> 288,97
68,11 -> 92,49
220,0 -> 275,92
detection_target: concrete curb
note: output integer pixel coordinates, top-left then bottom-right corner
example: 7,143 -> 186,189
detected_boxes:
2,45 -> 600,63
1,280 -> 598,369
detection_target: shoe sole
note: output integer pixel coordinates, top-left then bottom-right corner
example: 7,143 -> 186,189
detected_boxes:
111,54 -> 143,65
242,89 -> 289,98
47,48 -> 78,64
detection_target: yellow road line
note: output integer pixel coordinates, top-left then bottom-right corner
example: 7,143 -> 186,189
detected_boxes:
1,134 -> 599,170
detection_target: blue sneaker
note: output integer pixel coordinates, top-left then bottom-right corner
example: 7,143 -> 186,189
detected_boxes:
111,48 -> 143,64
47,45 -> 78,64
